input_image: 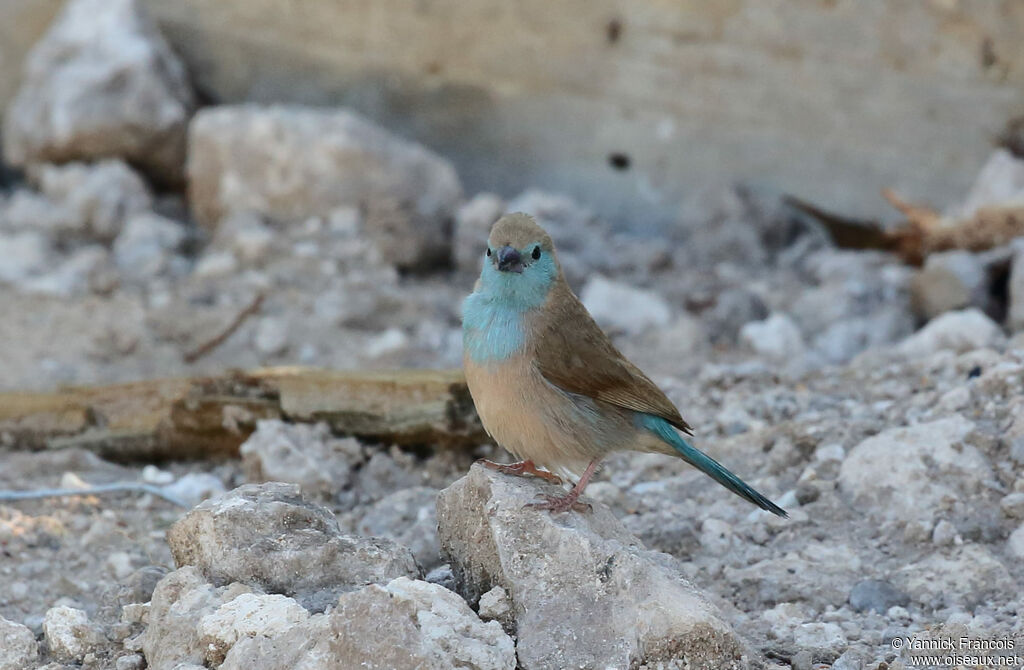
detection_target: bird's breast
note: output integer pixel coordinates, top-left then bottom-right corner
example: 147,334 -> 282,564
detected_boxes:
463,354 -> 619,476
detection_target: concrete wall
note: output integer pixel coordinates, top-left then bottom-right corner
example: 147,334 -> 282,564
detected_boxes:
3,0 -> 1024,229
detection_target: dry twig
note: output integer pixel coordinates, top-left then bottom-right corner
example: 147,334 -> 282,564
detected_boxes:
183,293 -> 265,363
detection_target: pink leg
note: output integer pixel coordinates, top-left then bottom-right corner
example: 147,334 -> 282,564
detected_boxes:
526,458 -> 601,514
476,458 -> 563,485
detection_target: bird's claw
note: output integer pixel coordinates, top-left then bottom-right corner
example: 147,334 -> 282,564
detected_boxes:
524,493 -> 592,514
476,459 -> 563,485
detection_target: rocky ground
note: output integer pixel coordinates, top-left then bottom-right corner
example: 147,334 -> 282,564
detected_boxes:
2,1 -> 1024,669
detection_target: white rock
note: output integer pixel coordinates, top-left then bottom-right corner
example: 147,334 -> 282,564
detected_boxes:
898,308 -> 1005,357
331,577 -> 515,670
187,105 -> 462,269
931,519 -> 957,546
454,193 -> 505,272
793,622 -> 846,650
193,250 -> 239,278
107,551 -> 136,580
700,518 -> 734,553
239,420 -> 355,496
141,465 -> 175,485
0,615 -> 39,670
839,417 -> 991,523
113,212 -> 187,282
0,231 -> 53,284
43,606 -> 104,661
160,473 -> 226,507
364,328 -> 409,358
911,251 -> 988,319
19,245 -> 111,298
580,274 -> 672,335
198,593 -> 310,665
477,585 -> 512,622
34,161 -> 153,240
2,0 -> 196,182
1000,492 -> 1024,519
949,149 -> 1024,219
115,654 -> 145,670
216,212 -> 276,263
253,316 -> 290,356
1009,524 -> 1024,559
739,312 -> 805,360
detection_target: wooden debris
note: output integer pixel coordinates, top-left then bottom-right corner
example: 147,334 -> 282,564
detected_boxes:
790,191 -> 1024,265
882,188 -> 1024,264
0,368 -> 486,461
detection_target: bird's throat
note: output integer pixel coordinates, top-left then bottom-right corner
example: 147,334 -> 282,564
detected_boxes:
462,293 -> 530,363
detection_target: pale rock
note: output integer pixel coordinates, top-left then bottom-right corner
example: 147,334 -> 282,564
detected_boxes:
160,473 -> 225,508
1009,524 -> 1024,560
477,585 -> 512,623
437,464 -> 747,670
0,615 -> 38,670
141,465 -> 175,485
43,606 -> 105,662
215,211 -> 276,264
187,105 -> 462,269
897,544 -> 1014,606
949,149 -> 1024,219
328,577 -> 515,670
113,212 -> 187,282
357,487 -> 441,570
192,250 -> 239,279
898,309 -> 1005,357
142,566 -> 254,669
580,274 -> 672,335
455,193 -> 505,272
239,420 -> 355,496
739,312 -> 805,360
0,230 -> 53,284
115,654 -> 145,670
217,577 -> 515,670
2,0 -> 195,182
364,327 -> 410,358
793,622 -> 846,651
197,593 -> 310,666
931,519 -> 958,546
911,251 -> 988,319
115,655 -> 145,670
253,316 -> 289,355
166,483 -> 419,612
839,417 -> 991,523
1,189 -> 79,233
1000,492 -> 1024,519
21,245 -> 111,298
699,518 -> 734,553
34,161 -> 153,240
107,551 -> 137,581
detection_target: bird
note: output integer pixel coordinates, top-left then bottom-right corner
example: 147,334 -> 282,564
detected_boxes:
462,212 -> 787,516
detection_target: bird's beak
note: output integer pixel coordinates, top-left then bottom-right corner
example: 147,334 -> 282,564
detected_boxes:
496,246 -> 524,273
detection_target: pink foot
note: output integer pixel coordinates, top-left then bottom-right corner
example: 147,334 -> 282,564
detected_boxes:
476,459 -> 563,485
525,493 -> 592,514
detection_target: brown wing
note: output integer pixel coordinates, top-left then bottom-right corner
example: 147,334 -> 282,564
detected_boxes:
533,283 -> 693,435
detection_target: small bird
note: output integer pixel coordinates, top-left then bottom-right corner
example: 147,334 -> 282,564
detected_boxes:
462,213 -> 787,516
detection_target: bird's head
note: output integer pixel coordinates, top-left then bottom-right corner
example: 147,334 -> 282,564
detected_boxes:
478,213 -> 561,307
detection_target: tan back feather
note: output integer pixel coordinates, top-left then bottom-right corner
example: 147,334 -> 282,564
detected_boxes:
533,281 -> 693,435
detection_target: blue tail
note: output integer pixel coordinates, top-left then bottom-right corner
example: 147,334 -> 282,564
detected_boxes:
636,414 -> 788,517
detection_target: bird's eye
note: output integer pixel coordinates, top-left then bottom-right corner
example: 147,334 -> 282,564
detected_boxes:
531,246 -> 541,260
486,248 -> 492,257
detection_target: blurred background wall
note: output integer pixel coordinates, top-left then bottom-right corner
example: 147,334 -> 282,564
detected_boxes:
2,0 -> 1023,229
